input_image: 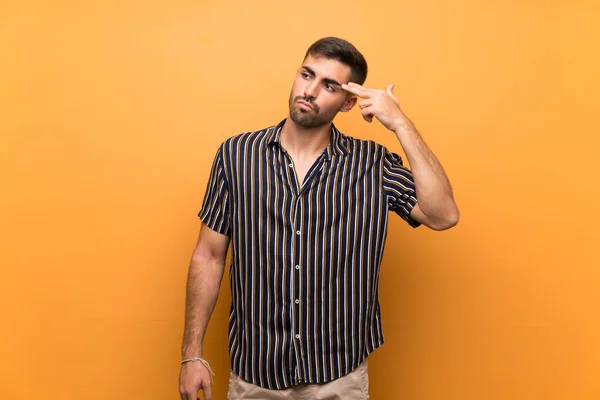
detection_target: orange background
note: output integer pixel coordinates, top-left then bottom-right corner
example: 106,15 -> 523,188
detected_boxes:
1,1 -> 599,399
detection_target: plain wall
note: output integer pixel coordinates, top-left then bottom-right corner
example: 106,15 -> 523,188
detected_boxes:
1,0 -> 599,399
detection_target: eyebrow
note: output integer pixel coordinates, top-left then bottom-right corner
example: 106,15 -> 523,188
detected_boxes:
302,66 -> 343,87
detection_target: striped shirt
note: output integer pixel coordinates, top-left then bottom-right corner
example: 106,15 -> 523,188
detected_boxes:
198,118 -> 420,390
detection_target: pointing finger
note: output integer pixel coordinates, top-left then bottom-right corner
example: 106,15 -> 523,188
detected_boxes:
341,83 -> 371,98
348,82 -> 384,95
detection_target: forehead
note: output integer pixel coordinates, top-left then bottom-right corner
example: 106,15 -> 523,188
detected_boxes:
301,55 -> 352,83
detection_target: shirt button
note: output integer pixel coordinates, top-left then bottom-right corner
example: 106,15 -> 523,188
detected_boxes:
295,334 -> 300,339
295,265 -> 300,270
289,163 -> 293,167
295,299 -> 300,304
296,230 -> 301,235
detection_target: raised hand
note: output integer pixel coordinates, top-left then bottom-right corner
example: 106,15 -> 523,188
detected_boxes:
341,82 -> 409,132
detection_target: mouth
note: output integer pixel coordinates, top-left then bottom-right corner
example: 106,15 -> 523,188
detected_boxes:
296,100 -> 314,110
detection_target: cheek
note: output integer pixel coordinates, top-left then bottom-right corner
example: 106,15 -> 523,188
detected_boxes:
292,77 -> 305,93
323,94 -> 347,110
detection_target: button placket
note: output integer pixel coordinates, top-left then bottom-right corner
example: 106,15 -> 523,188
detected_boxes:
290,195 -> 304,383
292,194 -> 305,385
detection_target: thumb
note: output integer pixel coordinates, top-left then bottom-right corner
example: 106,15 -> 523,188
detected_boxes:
386,84 -> 398,102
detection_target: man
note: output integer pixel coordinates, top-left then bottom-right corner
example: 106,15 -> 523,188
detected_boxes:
179,37 -> 459,400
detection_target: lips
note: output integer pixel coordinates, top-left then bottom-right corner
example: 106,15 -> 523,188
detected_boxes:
297,100 -> 314,110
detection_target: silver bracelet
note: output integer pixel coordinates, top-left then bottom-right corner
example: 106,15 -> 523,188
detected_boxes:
181,357 -> 215,384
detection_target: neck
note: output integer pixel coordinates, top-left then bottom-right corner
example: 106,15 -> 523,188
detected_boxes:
280,116 -> 332,157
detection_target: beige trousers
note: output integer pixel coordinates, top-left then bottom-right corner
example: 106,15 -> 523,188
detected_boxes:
227,360 -> 370,399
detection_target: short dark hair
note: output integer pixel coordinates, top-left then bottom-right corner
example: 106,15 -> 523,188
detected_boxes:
303,37 -> 368,85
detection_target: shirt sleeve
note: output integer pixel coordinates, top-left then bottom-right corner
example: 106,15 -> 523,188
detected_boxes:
198,144 -> 231,236
382,148 -> 421,228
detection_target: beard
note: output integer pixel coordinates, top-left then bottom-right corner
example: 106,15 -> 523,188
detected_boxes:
288,92 -> 337,129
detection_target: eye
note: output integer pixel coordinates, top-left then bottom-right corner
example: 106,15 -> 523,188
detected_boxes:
325,83 -> 335,92
301,72 -> 310,79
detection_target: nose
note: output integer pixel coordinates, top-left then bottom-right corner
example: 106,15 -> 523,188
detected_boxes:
304,81 -> 318,100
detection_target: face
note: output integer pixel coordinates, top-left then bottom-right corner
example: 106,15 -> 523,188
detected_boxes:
288,54 -> 357,128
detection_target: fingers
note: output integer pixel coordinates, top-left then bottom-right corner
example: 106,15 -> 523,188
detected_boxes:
202,385 -> 213,400
342,82 -> 381,98
180,387 -> 197,400
345,82 -> 399,104
179,388 -> 192,400
179,364 -> 211,400
347,82 -> 401,125
361,105 -> 374,123
358,100 -> 372,110
341,82 -> 370,98
179,384 -> 210,400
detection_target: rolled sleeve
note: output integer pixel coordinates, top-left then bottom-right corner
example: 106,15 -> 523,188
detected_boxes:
382,149 -> 421,228
198,144 -> 231,236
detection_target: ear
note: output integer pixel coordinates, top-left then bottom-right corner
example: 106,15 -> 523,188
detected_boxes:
340,95 -> 357,113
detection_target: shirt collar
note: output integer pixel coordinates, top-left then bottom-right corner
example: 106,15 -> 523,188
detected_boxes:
267,118 -> 350,158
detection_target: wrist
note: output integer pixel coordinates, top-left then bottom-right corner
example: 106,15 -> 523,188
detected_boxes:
180,357 -> 216,384
182,343 -> 203,360
182,349 -> 203,359
181,357 -> 205,364
182,354 -> 202,361
393,118 -> 418,138
390,110 -> 414,132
